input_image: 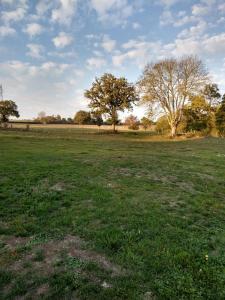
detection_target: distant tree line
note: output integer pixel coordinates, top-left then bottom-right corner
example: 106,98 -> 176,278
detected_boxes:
1,55 -> 225,137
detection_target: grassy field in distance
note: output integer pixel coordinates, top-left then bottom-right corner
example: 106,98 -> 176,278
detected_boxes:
0,128 -> 225,299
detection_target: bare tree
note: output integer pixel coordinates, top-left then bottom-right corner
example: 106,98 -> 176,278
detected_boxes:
139,56 -> 208,137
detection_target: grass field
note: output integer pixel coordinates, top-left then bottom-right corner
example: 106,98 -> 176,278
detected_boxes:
0,128 -> 225,299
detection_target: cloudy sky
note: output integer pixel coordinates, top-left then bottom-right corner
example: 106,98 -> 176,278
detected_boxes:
0,0 -> 225,119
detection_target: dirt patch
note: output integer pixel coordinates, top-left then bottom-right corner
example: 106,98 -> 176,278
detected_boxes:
50,182 -> 66,191
1,235 -> 30,249
111,167 -> 133,177
32,179 -> 69,193
144,291 -> 157,300
32,178 -> 49,193
36,283 -> 49,296
5,234 -> 123,277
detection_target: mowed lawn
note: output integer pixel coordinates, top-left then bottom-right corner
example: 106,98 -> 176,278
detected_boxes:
0,128 -> 225,300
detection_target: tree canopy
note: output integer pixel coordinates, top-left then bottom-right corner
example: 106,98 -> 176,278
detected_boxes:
139,56 -> 208,137
0,100 -> 19,123
183,95 -> 212,133
125,114 -> 139,130
74,110 -> 91,125
85,73 -> 139,132
141,117 -> 152,130
202,83 -> 221,109
215,98 -> 225,137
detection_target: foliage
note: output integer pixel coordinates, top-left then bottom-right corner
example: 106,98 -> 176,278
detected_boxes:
35,113 -> 72,124
215,98 -> 225,136
139,56 -> 208,137
0,100 -> 19,123
74,110 -> 92,125
105,112 -> 120,126
91,111 -> 103,127
85,73 -> 139,132
140,117 -> 152,130
183,95 -> 212,134
155,115 -> 170,134
124,114 -> 139,130
202,83 -> 221,109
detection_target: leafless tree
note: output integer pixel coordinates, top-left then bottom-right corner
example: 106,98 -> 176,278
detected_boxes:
138,56 -> 208,137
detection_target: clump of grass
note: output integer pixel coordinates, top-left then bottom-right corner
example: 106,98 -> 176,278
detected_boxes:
33,249 -> 45,262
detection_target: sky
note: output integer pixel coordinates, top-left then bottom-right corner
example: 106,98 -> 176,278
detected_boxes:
0,0 -> 225,120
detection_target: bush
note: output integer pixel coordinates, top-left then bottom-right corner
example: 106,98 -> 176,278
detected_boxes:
124,115 -> 139,130
155,116 -> 170,134
215,99 -> 225,137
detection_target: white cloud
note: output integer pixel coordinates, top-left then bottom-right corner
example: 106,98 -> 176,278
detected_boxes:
36,0 -> 53,16
0,60 -> 85,118
41,61 -> 69,73
158,0 -> 179,7
1,1 -> 28,23
1,0 -> 27,6
23,23 -> 43,37
160,10 -> 173,26
113,39 -> 162,68
1,0 -> 15,4
90,0 -> 133,25
132,22 -> 141,29
51,0 -> 78,25
52,32 -> 73,48
203,33 -> 225,54
101,35 -> 116,52
0,25 -> 16,37
192,4 -> 210,16
218,3 -> 225,12
174,14 -> 198,27
87,57 -> 106,69
47,50 -> 77,58
27,43 -> 44,58
111,30 -> 225,69
165,32 -> 225,57
160,9 -> 199,27
177,20 -> 207,38
1,7 -> 27,23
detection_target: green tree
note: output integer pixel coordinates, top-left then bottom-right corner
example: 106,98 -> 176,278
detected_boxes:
155,115 -> 170,134
215,97 -> 225,137
125,114 -> 139,130
36,111 -> 46,123
141,117 -> 152,130
105,112 -> 120,126
202,83 -> 221,109
0,100 -> 19,123
91,111 -> 103,128
139,56 -> 208,137
74,110 -> 91,125
183,95 -> 212,133
85,73 -> 139,132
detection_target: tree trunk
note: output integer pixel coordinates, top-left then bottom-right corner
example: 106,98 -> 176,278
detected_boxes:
113,122 -> 116,133
112,107 -> 116,133
171,124 -> 177,138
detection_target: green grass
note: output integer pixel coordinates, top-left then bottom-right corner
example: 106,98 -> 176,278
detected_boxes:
0,128 -> 225,299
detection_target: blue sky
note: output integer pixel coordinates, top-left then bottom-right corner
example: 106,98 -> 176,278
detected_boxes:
0,0 -> 225,119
